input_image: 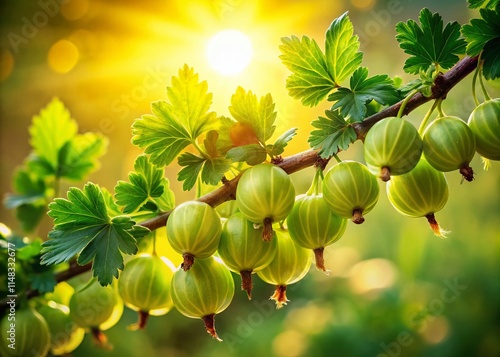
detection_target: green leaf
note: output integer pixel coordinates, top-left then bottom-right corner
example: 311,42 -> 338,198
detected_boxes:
58,133 -> 108,181
177,153 -> 204,191
325,12 -> 364,86
114,155 -> 165,214
268,128 -> 298,157
41,183 -> 149,286
229,87 -> 276,143
308,110 -> 357,158
167,64 -> 217,138
16,239 -> 43,260
328,67 -> 399,122
462,8 -> 500,56
467,0 -> 499,9
482,37 -> 500,79
4,169 -> 46,209
215,116 -> 236,154
155,178 -> 175,212
15,204 -> 46,232
132,65 -> 217,166
29,98 -> 78,175
396,8 -> 466,74
279,35 -> 336,107
177,152 -> 230,191
226,144 -> 267,165
30,270 -> 57,294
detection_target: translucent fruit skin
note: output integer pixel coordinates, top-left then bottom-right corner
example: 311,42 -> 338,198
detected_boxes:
118,254 -> 175,315
364,117 -> 423,178
387,159 -> 448,218
236,163 -> 295,224
0,307 -> 51,357
218,212 -> 277,273
468,99 -> 500,160
287,194 -> 347,249
423,116 -> 476,171
38,303 -> 85,355
256,228 -> 312,286
69,280 -> 121,329
170,256 -> 234,319
322,161 -> 379,219
166,201 -> 222,259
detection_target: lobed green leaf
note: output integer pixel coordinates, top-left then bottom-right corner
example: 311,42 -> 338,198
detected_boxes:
328,67 -> 399,122
132,65 -> 217,166
279,35 -> 336,107
41,183 -> 149,286
29,98 -> 78,175
396,8 -> 466,74
114,155 -> 166,214
308,110 -> 357,158
325,12 -> 363,86
229,87 -> 276,143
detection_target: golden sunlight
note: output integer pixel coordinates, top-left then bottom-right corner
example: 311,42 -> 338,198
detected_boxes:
206,29 -> 253,76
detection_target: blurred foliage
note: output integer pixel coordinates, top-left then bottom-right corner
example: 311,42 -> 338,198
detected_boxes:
1,0 -> 500,357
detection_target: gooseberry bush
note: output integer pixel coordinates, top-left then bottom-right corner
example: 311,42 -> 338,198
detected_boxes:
1,1 -> 500,355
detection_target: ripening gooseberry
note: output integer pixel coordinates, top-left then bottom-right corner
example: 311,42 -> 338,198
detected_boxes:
422,116 -> 476,181
0,306 -> 50,357
467,98 -> 500,160
118,254 -> 176,330
69,279 -> 123,348
37,302 -> 85,355
386,158 -> 449,237
166,201 -> 222,271
170,256 -> 234,341
236,163 -> 295,241
322,161 -> 379,224
257,227 -> 312,308
287,194 -> 347,273
364,117 -> 423,181
217,212 -> 278,299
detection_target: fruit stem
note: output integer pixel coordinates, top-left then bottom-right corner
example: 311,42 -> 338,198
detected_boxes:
270,285 -> 289,309
477,60 -> 491,101
459,164 -> 474,182
90,327 -> 112,350
151,230 -> 157,256
471,59 -> 481,106
332,153 -> 342,163
202,314 -> 222,341
418,99 -> 441,135
352,209 -> 365,224
128,311 -> 150,331
181,253 -> 195,271
313,247 -> 330,275
380,166 -> 391,182
262,217 -> 275,241
240,270 -> 253,300
397,89 -> 419,118
306,167 -> 323,196
425,213 -> 449,238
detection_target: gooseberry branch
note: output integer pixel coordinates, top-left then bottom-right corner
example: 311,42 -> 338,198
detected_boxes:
0,55 -> 479,312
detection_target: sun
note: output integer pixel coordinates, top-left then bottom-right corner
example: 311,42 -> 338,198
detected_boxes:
206,30 -> 253,76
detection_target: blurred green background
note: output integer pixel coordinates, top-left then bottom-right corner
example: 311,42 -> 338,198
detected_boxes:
1,0 -> 499,356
